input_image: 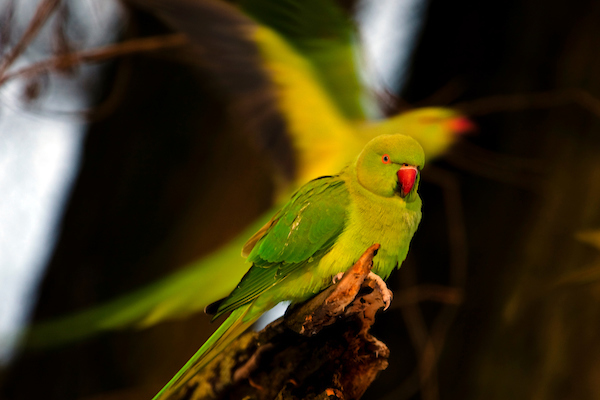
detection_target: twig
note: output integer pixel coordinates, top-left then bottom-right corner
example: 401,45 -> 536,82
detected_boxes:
0,0 -> 61,77
453,88 -> 600,118
416,77 -> 468,108
0,33 -> 189,86
0,0 -> 16,51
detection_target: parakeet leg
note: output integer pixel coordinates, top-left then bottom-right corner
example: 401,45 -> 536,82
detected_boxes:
367,272 -> 393,310
332,272 -> 344,284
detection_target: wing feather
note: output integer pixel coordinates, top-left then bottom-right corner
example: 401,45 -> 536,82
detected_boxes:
214,175 -> 349,318
241,218 -> 277,257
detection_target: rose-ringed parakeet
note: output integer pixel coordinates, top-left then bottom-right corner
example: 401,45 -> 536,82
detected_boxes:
153,133 -> 425,399
23,0 -> 473,349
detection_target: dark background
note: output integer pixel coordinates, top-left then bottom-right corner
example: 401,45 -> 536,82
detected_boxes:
2,0 -> 600,399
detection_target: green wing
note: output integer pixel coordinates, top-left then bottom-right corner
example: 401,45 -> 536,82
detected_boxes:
213,175 -> 350,318
240,0 -> 366,119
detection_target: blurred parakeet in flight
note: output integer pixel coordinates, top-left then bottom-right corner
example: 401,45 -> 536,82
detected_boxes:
24,0 -> 472,348
154,134 -> 425,399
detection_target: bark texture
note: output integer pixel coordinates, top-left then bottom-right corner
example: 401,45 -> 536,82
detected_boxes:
172,244 -> 389,400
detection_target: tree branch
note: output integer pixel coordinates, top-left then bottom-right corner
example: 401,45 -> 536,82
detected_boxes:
0,0 -> 61,77
170,244 -> 390,400
0,33 -> 188,86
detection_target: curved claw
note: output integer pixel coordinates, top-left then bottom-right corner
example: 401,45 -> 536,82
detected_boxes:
367,272 -> 393,310
332,272 -> 344,284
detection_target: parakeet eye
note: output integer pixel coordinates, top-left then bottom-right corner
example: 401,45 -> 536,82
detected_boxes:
382,154 -> 391,164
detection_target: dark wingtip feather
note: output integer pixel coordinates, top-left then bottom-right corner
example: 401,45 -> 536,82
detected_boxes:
204,298 -> 225,317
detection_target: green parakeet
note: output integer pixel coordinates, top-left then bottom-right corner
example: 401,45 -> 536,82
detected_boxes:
248,13 -> 470,190
153,133 -> 425,399
23,0 -> 473,349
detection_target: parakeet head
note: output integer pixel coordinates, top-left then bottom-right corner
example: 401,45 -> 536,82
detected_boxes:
355,134 -> 425,201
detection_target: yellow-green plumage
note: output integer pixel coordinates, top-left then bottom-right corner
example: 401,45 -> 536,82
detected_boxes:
154,134 -> 425,399
251,26 -> 463,191
23,0 -> 469,349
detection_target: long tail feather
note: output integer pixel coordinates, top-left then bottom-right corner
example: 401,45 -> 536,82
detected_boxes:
153,302 -> 259,400
19,212 -> 275,350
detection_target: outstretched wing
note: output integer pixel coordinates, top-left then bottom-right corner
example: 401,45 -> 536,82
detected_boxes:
213,175 -> 350,318
240,0 -> 365,119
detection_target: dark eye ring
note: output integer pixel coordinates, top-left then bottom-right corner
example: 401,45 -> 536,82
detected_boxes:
382,154 -> 391,164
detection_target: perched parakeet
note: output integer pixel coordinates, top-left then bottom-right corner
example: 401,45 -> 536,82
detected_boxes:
23,0 -> 473,349
154,134 -> 425,399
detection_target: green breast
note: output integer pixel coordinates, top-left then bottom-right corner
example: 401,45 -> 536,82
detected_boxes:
348,186 -> 421,279
315,174 -> 421,283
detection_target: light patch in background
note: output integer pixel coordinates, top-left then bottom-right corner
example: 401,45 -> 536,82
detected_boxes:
0,0 -> 123,363
0,88 -> 84,362
254,301 -> 291,331
255,0 -> 428,330
358,0 -> 428,93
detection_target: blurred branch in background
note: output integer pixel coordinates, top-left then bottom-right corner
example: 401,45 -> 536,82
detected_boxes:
0,0 -> 61,78
0,33 -> 188,87
454,88 -> 600,118
0,0 -> 126,367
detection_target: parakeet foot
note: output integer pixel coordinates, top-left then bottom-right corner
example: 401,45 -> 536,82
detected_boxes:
367,272 -> 393,310
332,272 -> 344,284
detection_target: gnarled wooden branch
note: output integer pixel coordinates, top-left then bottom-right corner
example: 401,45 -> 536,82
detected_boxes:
172,243 -> 389,400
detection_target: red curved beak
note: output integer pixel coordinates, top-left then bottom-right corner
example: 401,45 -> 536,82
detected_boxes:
397,166 -> 418,197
